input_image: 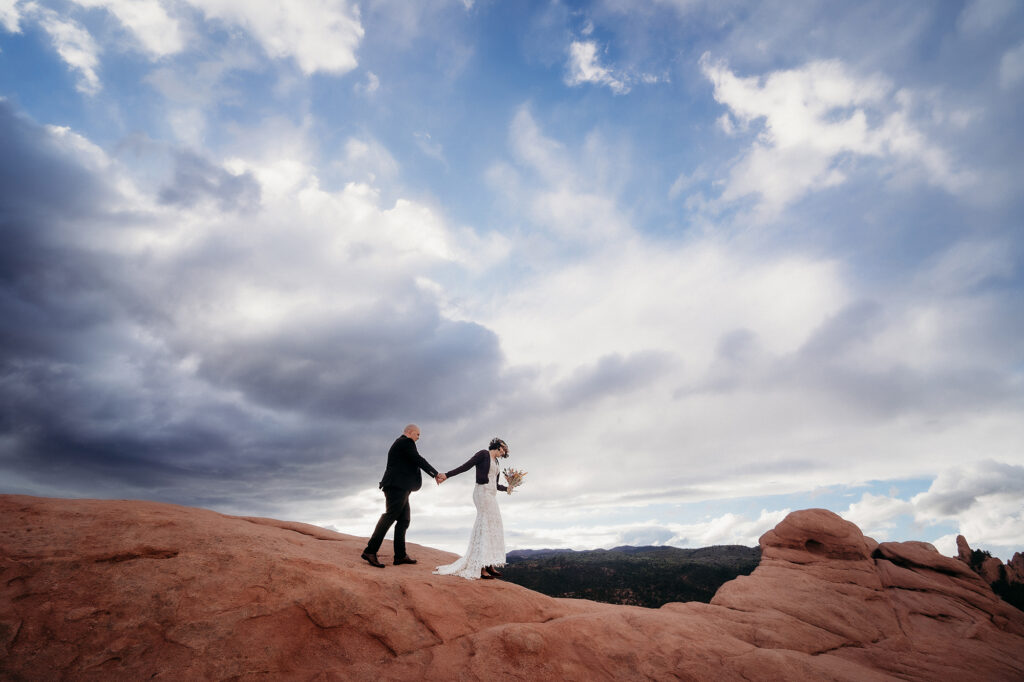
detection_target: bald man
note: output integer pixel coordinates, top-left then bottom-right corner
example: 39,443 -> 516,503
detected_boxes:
361,424 -> 446,568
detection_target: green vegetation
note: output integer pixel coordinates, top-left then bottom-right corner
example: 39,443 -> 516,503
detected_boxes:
502,545 -> 760,608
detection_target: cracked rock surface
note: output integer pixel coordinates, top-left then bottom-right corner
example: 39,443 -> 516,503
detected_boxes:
1,497 -> 1022,680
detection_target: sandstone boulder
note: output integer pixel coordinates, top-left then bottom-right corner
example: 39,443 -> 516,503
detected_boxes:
1,497 -> 1022,681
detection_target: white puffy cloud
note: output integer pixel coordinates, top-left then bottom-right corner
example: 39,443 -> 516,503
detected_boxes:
0,0 -> 23,32
479,106 -> 851,370
185,0 -> 363,75
482,239 -> 847,373
669,508 -> 792,547
834,462 -> 1024,560
840,493 -> 914,540
565,40 -> 629,94
563,39 -> 663,95
700,54 -> 974,217
35,8 -> 101,94
462,105 -> 1024,545
912,460 -> 1024,517
70,0 -> 183,57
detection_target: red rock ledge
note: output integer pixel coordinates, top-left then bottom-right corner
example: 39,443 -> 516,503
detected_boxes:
1,496 -> 1022,680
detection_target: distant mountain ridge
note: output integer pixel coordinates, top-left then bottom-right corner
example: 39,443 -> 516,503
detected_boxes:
503,543 -> 761,608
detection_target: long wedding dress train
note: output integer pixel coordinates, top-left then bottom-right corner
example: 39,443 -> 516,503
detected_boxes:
434,457 -> 506,580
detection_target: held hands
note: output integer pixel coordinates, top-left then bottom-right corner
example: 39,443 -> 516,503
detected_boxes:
435,473 -> 447,484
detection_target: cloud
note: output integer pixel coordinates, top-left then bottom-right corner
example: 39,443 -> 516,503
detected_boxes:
700,54 -> 974,218
555,352 -> 672,409
340,136 -> 398,183
35,8 -> 102,94
464,107 -> 1024,524
431,508 -> 789,552
491,106 -> 631,242
999,42 -> 1024,89
914,239 -> 1016,295
565,40 -> 629,94
70,0 -> 184,57
0,0 -> 24,32
692,278 -> 1024,422
158,151 -> 261,212
354,71 -> 380,95
958,0 -> 1019,35
912,461 -> 1024,517
840,493 -> 914,539
414,131 -> 446,165
835,462 -> 1024,560
484,238 -> 848,373
7,0 -> 361,101
0,100 -> 508,516
671,509 -> 791,547
563,39 -> 663,95
186,0 -> 364,75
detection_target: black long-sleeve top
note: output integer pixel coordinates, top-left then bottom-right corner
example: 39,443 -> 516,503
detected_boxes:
445,450 -> 507,491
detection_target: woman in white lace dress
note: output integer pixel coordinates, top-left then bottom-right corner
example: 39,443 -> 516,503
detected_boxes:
433,438 -> 510,580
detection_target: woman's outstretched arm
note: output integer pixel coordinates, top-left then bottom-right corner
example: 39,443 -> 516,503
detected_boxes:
445,451 -> 485,479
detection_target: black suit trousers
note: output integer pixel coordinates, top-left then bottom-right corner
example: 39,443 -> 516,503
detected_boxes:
364,487 -> 412,558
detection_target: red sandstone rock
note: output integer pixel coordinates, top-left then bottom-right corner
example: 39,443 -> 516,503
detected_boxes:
957,534 -> 973,563
1007,552 -> 1024,584
1,497 -> 1022,681
955,532 -> 1020,587
980,556 -> 1006,584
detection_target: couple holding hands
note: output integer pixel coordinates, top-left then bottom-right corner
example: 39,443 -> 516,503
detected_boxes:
360,424 -> 512,580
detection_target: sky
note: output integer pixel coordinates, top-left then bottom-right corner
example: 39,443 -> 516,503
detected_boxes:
1,0 -> 1023,561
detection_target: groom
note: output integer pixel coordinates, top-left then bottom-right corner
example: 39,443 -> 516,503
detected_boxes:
361,424 -> 446,568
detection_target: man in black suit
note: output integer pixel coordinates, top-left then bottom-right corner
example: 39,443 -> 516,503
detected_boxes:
361,424 -> 446,568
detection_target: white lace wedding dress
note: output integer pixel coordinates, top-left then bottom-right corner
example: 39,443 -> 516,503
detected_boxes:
433,456 -> 506,580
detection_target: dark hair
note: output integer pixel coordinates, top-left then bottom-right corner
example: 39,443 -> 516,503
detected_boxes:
489,437 -> 509,457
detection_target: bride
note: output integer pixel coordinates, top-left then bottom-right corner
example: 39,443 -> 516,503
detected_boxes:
434,438 -> 511,580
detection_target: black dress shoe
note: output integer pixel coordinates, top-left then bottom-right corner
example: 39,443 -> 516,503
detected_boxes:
361,551 -> 385,568
393,556 -> 418,565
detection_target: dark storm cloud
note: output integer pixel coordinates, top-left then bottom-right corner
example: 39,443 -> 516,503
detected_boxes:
0,102 -> 124,362
0,102 -> 506,515
159,151 -> 260,212
0,103 -> 111,224
192,303 -> 504,421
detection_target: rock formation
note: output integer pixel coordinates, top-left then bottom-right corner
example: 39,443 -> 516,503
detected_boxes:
1,496 -> 1023,680
954,533 -> 1024,612
955,533 -> 1024,586
1008,552 -> 1024,584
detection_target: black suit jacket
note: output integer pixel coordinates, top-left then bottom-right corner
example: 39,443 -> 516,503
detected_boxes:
379,435 -> 439,492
